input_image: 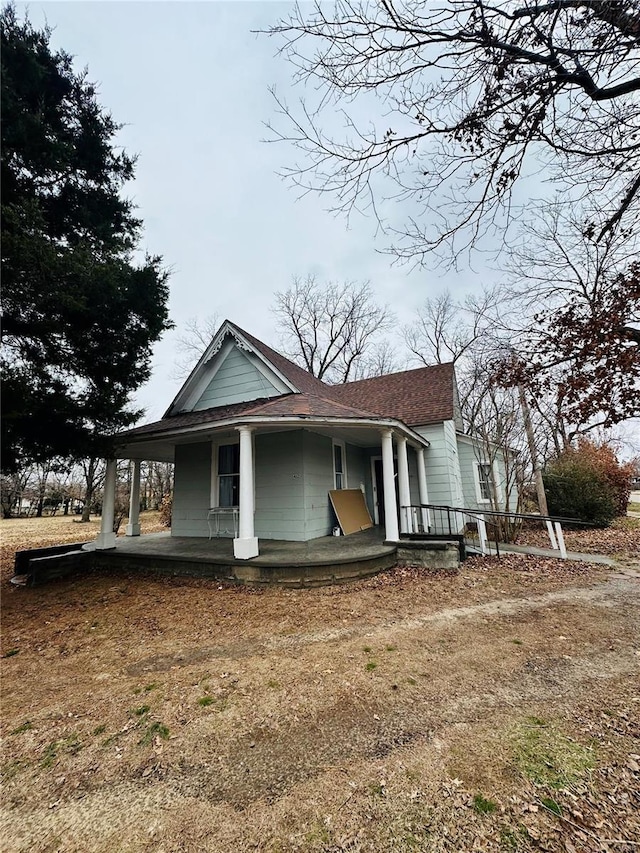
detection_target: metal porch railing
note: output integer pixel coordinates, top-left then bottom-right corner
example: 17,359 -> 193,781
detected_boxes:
401,503 -> 589,560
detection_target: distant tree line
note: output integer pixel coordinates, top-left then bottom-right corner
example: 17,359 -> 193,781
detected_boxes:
1,461 -> 173,522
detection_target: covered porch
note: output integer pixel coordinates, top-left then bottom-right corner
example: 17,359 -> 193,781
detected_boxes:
86,526 -> 397,586
93,414 -> 432,563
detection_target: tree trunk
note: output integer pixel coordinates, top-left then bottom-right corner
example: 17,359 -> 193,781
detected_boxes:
518,385 -> 550,517
80,457 -> 96,522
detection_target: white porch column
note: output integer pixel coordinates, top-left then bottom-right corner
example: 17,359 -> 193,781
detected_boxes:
396,436 -> 411,534
381,429 -> 399,543
95,459 -> 117,550
416,446 -> 430,532
125,460 -> 141,537
234,426 -> 259,559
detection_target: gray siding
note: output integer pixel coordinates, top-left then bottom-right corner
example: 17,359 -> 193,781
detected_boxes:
171,429 -> 378,542
413,421 -> 465,533
458,437 -> 480,508
254,431 -> 306,541
408,448 -> 421,505
443,420 -> 465,507
172,443 -> 211,536
345,443 -> 375,523
457,435 -> 517,512
345,442 -> 368,494
302,431 -> 335,539
414,423 -> 454,506
361,449 -> 379,522
194,347 -> 279,411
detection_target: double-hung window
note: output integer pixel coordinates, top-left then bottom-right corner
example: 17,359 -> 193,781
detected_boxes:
477,463 -> 493,502
217,443 -> 240,507
333,440 -> 346,490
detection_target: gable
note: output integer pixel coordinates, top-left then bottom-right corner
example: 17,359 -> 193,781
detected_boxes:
191,344 -> 282,411
169,324 -> 295,414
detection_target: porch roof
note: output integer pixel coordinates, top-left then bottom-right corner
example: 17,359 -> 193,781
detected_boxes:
115,391 -> 430,462
120,391 -> 382,440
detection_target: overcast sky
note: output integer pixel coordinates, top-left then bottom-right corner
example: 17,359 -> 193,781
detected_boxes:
19,0 -> 498,421
17,2 -> 638,457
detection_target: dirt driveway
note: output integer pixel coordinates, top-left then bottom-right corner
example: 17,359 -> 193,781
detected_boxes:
1,528 -> 639,851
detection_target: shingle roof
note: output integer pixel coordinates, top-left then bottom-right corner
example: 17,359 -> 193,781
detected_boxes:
120,323 -> 456,441
244,393 -> 376,419
228,321 -> 331,397
331,363 -> 456,426
120,399 -> 270,439
119,392 -> 380,441
230,321 -> 456,425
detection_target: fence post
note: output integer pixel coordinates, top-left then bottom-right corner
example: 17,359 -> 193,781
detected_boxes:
545,520 -> 559,550
554,522 -> 567,559
478,515 -> 488,555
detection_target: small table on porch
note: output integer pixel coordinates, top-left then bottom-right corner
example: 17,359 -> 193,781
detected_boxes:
207,507 -> 239,540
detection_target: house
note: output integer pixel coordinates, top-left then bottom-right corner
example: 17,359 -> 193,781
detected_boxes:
94,320 -> 513,558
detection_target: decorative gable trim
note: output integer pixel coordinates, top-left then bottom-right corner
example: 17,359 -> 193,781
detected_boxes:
166,321 -> 297,416
209,328 -> 251,356
185,338 -> 272,411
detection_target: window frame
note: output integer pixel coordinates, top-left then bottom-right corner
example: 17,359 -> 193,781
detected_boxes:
210,439 -> 240,508
332,439 -> 347,490
476,461 -> 494,504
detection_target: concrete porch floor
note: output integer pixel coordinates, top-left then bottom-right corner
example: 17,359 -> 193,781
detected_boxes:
85,528 -> 398,586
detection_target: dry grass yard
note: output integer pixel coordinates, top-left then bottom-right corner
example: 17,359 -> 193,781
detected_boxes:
1,514 -> 639,852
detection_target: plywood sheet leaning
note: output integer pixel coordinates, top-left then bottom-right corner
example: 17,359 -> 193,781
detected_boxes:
329,489 -> 373,536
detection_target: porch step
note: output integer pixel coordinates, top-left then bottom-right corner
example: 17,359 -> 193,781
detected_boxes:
396,538 -> 461,572
89,547 -> 398,588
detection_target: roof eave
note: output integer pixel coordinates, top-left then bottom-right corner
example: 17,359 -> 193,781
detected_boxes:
116,413 -> 430,452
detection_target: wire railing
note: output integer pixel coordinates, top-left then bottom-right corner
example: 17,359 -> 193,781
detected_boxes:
401,503 -> 589,560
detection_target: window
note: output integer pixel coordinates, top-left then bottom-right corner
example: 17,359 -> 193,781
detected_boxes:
477,463 -> 493,502
333,440 -> 346,489
217,443 -> 239,507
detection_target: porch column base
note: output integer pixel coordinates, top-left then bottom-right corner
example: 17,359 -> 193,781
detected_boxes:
233,537 -> 259,560
95,532 -> 117,550
125,522 -> 141,537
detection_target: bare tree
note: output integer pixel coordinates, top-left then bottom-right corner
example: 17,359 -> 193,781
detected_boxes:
405,286 -> 503,366
172,314 -> 220,380
267,1 -> 640,261
465,373 -> 526,529
273,275 -> 394,382
350,338 -> 402,379
79,457 -> 105,522
405,287 -> 557,514
141,462 -> 174,510
1,467 -> 32,518
500,204 -> 640,436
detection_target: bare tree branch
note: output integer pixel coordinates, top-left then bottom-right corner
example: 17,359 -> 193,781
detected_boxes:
266,0 -> 640,261
273,275 -> 394,382
171,314 -> 220,380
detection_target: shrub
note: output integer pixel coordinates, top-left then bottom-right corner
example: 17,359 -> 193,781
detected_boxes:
159,494 -> 172,528
543,439 -> 633,527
